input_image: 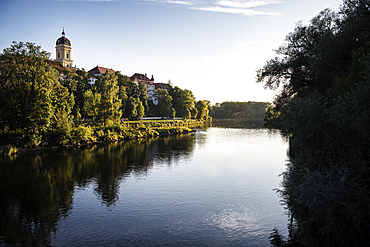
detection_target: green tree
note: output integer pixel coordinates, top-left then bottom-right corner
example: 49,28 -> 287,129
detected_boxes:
83,89 -> 101,120
256,8 -> 340,108
62,68 -> 91,120
154,89 -> 173,117
0,41 -> 72,144
259,1 -> 370,246
119,85 -> 128,117
170,86 -> 196,118
94,71 -> 122,125
136,98 -> 145,120
138,82 -> 149,114
126,96 -> 138,120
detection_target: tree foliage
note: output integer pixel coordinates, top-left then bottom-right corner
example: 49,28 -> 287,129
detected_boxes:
169,86 -> 196,118
154,89 -> 173,117
0,41 -> 208,147
210,101 -> 268,119
0,41 -> 74,145
260,1 -> 370,246
195,100 -> 209,120
94,71 -> 122,125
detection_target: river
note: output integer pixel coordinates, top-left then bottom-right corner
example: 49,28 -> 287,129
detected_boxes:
0,119 -> 288,246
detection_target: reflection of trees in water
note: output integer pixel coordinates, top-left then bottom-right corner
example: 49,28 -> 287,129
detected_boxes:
0,133 -> 196,246
0,154 -> 74,247
212,118 -> 264,129
151,134 -> 195,167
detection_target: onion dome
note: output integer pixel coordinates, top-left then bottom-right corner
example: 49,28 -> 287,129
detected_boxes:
56,29 -> 71,46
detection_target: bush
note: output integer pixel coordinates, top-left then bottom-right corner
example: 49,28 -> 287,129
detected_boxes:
72,125 -> 95,143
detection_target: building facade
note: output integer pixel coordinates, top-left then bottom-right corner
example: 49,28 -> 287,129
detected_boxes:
130,73 -> 156,101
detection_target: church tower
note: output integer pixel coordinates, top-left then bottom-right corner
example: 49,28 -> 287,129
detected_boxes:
55,29 -> 73,68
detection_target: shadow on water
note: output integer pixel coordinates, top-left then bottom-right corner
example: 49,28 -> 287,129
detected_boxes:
0,134 -> 195,246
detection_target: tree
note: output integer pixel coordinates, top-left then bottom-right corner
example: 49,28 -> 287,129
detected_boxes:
62,68 -> 91,120
83,89 -> 100,120
154,89 -> 173,117
118,85 -> 128,117
138,82 -> 149,114
94,71 -> 122,125
126,96 -> 138,120
136,98 -> 145,120
259,1 -> 370,246
0,41 -> 73,144
170,86 -> 196,118
256,9 -> 340,107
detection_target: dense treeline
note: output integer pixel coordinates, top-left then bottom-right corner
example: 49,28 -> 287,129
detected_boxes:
258,0 -> 370,246
209,101 -> 269,119
0,42 -> 210,148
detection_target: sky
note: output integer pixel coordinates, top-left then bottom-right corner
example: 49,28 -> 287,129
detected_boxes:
1,0 -> 344,104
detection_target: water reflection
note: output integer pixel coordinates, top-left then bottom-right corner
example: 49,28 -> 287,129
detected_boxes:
0,134 -> 195,246
0,121 -> 288,247
212,118 -> 265,128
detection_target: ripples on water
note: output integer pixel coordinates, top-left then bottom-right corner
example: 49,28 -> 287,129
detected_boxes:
0,120 -> 288,246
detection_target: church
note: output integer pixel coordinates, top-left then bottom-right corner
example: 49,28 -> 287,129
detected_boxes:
53,29 -> 170,103
55,29 -> 74,68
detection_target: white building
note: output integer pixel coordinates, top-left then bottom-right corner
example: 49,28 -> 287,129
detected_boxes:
130,73 -> 156,101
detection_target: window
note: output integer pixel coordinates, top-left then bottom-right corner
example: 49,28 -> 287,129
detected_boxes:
67,52 -> 69,59
58,52 -> 60,58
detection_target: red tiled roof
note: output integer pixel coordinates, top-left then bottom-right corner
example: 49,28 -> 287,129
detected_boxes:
88,65 -> 115,77
130,73 -> 153,83
46,60 -> 77,73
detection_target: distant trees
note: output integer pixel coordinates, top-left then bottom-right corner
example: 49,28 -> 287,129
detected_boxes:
210,101 -> 269,119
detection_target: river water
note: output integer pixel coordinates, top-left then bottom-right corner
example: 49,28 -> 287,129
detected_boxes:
0,120 -> 288,246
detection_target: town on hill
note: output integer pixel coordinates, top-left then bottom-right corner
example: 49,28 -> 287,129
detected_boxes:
0,30 -> 269,150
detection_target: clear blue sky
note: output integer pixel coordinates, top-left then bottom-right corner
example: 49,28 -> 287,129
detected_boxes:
1,0 -> 343,104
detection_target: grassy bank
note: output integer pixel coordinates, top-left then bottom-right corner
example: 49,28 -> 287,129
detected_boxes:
0,119 -> 210,155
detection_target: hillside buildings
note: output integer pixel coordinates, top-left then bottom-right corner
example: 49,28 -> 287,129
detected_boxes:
53,29 -> 169,103
130,73 -> 156,101
88,66 -> 116,84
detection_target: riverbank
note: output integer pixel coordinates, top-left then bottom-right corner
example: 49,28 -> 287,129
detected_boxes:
0,119 -> 210,156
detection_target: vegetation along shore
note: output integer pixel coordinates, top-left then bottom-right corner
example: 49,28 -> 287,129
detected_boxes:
259,0 -> 370,246
0,41 -> 269,156
0,119 -> 207,156
0,40 -> 214,155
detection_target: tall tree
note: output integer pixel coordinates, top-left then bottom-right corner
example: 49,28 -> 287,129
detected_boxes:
259,1 -> 370,246
0,41 -> 73,142
138,82 -> 149,114
195,100 -> 209,120
170,86 -> 196,118
154,89 -> 173,117
136,98 -> 145,120
83,89 -> 101,120
94,71 -> 122,125
256,8 -> 340,107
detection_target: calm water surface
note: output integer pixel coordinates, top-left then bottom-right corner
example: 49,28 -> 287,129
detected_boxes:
0,120 -> 288,246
